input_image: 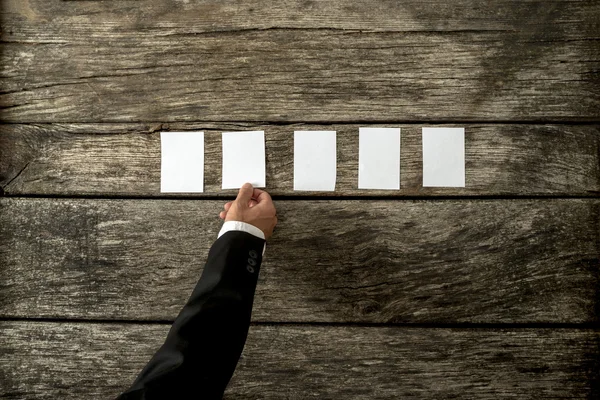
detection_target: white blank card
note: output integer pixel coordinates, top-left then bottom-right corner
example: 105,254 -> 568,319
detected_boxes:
160,131 -> 204,193
359,127 -> 401,190
294,131 -> 337,191
222,131 -> 266,189
422,127 -> 465,187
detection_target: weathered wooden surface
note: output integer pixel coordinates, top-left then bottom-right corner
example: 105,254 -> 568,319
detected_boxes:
1,197 -> 597,323
1,123 -> 599,197
3,0 -> 599,35
1,0 -> 599,397
1,1 -> 599,122
1,321 -> 598,399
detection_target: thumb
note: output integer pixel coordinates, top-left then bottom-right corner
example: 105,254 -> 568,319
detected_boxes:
235,183 -> 254,206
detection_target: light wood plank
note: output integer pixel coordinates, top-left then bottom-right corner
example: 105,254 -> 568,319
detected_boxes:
0,321 -> 598,399
1,197 -> 597,323
1,123 -> 598,197
1,1 -> 598,122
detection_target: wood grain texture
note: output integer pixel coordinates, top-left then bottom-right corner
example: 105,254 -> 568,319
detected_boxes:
3,0 -> 599,36
1,1 -> 599,122
1,123 -> 599,197
1,197 -> 598,323
2,2 -> 599,397
1,321 -> 598,399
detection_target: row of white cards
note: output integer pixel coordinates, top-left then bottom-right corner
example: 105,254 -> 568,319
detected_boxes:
160,128 -> 465,192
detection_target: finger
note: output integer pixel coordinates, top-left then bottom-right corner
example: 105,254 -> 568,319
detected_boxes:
224,201 -> 233,212
235,183 -> 254,206
219,211 -> 227,219
252,188 -> 272,204
248,199 -> 258,208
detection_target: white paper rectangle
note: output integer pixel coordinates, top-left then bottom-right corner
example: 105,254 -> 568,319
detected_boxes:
422,127 -> 465,187
160,131 -> 204,193
358,127 -> 401,190
222,131 -> 266,189
294,131 -> 337,191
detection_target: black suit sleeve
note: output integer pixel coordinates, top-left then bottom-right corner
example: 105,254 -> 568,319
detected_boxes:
117,231 -> 266,400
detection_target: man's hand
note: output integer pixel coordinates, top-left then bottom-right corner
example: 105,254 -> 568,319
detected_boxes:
219,183 -> 277,239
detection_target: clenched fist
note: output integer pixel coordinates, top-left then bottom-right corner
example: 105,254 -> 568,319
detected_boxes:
219,183 -> 277,239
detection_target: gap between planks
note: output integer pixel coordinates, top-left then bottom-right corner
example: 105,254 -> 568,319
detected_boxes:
1,194 -> 599,200
0,316 -> 599,330
2,121 -> 600,126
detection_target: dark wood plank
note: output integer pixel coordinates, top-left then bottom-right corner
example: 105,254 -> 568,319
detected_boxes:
1,321 -> 598,399
3,0 -> 598,36
1,1 -> 598,122
1,123 -> 599,197
1,197 -> 597,323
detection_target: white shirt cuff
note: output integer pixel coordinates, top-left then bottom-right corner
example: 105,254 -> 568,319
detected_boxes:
218,221 -> 267,256
218,221 -> 265,240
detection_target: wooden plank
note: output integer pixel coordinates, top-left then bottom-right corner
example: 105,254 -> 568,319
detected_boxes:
1,123 -> 599,197
0,197 -> 597,323
1,321 -> 598,399
1,2 -> 598,122
3,0 -> 598,36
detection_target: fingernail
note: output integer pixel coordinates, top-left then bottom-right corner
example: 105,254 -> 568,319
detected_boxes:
242,182 -> 253,189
